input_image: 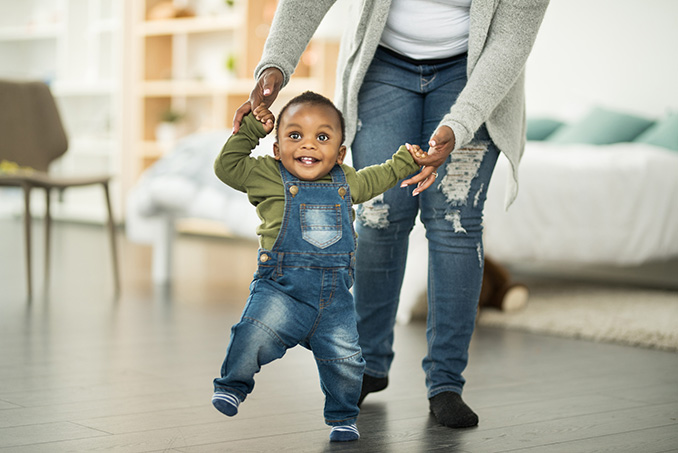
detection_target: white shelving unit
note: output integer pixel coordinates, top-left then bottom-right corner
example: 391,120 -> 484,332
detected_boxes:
0,0 -> 342,224
0,0 -> 126,223
129,0 -> 338,184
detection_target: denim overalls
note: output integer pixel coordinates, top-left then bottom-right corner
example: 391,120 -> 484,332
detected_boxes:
214,163 -> 366,426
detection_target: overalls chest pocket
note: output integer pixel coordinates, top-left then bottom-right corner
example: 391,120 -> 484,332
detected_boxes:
300,203 -> 342,249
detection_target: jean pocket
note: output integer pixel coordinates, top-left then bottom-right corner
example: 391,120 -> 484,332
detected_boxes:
300,204 -> 342,249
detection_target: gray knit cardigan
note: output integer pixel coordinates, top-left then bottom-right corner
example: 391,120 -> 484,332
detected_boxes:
255,0 -> 550,207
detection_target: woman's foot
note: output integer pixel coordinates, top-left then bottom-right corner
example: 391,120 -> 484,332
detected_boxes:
358,374 -> 388,406
429,392 -> 478,428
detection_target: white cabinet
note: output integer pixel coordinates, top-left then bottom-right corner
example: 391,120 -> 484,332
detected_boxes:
0,0 -> 341,224
0,0 -> 126,222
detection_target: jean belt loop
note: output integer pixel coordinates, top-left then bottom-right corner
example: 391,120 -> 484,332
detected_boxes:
276,252 -> 284,277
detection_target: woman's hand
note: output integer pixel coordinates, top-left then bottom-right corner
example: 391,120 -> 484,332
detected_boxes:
423,125 -> 456,168
401,164 -> 439,196
401,126 -> 456,195
233,67 -> 284,133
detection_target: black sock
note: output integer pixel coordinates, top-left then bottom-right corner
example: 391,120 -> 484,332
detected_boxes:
358,374 -> 388,406
429,392 -> 479,428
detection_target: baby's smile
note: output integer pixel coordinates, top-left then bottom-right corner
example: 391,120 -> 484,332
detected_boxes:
298,156 -> 319,165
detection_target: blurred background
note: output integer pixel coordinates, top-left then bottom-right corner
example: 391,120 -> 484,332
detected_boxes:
1,0 -> 677,292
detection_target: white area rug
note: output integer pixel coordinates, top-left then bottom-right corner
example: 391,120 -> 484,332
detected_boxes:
477,279 -> 678,352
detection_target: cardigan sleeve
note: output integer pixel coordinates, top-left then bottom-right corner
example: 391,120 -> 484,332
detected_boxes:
254,0 -> 339,86
440,0 -> 550,150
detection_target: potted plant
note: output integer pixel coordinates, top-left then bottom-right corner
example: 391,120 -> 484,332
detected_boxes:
224,53 -> 238,79
155,109 -> 186,149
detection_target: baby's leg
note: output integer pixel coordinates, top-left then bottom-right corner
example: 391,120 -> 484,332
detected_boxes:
213,282 -> 311,415
310,288 -> 365,441
212,318 -> 288,416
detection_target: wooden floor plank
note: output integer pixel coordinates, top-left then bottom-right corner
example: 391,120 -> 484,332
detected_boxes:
509,424 -> 678,453
0,422 -> 110,449
1,219 -> 677,452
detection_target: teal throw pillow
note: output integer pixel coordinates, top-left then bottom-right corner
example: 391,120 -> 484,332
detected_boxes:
547,107 -> 654,145
526,117 -> 564,141
634,111 -> 678,151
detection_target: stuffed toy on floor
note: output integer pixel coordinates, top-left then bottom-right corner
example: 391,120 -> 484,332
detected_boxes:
479,255 -> 529,312
397,223 -> 529,323
398,241 -> 528,323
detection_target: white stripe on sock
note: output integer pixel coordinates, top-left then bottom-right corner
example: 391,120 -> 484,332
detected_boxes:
212,393 -> 240,408
331,424 -> 359,435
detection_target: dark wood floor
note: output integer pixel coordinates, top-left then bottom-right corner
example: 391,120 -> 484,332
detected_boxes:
1,218 -> 677,452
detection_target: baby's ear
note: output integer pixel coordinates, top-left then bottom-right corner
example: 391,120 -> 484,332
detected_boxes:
273,142 -> 281,160
336,145 -> 347,164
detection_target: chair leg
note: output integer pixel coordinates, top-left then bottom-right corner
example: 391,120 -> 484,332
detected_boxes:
103,182 -> 120,295
44,187 -> 52,292
22,184 -> 33,299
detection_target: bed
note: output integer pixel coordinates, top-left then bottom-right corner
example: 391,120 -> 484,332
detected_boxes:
482,140 -> 678,266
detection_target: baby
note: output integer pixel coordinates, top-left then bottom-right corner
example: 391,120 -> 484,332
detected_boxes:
211,91 -> 427,442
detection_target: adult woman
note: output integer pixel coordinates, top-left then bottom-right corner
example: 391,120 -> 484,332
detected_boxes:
234,0 -> 549,428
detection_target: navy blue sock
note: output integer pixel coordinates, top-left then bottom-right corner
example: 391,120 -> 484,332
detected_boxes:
329,424 -> 360,442
212,392 -> 240,417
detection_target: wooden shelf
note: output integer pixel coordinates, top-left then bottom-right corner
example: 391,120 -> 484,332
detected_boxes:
140,78 -> 253,96
140,77 -> 322,97
139,15 -> 242,36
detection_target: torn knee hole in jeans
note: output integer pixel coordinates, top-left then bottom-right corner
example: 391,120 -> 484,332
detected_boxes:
445,210 -> 466,233
473,183 -> 485,208
439,142 -> 488,231
358,194 -> 390,229
439,143 -> 488,205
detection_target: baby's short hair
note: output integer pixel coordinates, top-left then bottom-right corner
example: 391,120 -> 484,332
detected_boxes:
276,91 -> 346,144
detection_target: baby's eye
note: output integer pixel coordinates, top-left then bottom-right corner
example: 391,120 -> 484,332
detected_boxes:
317,133 -> 329,142
289,132 -> 301,140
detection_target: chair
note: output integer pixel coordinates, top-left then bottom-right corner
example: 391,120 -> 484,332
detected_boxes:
0,79 -> 120,298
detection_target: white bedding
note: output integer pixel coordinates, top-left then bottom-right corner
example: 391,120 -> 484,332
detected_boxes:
482,142 -> 678,265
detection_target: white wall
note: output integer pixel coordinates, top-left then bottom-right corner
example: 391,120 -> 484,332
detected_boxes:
525,0 -> 678,120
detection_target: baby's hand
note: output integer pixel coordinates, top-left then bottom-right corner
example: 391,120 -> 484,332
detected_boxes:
402,143 -> 439,195
253,103 -> 275,134
406,143 -> 428,165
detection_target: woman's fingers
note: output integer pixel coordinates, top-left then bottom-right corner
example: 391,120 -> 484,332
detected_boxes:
401,165 -> 439,195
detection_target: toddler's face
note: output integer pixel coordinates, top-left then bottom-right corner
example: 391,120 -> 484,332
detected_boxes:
274,103 -> 346,181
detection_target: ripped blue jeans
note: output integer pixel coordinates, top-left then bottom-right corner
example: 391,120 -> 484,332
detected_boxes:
351,46 -> 500,398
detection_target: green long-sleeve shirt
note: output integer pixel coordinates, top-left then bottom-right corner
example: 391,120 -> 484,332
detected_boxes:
214,113 -> 420,250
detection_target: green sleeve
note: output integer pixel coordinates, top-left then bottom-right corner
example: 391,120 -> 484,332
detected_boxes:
347,145 -> 420,204
213,114 -> 268,192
